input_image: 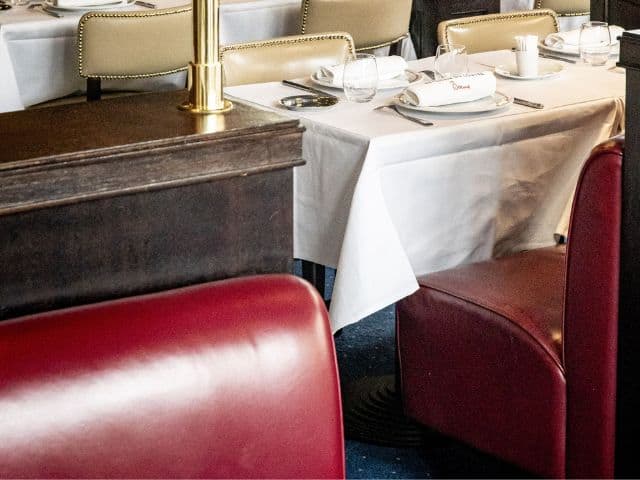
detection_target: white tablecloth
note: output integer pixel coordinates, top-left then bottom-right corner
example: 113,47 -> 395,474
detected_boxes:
227,50 -> 625,332
1,0 -> 576,113
0,0 -> 304,111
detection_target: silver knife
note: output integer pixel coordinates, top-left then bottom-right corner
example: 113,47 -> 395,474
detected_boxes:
538,53 -> 577,64
513,97 -> 544,109
281,80 -> 338,99
36,6 -> 62,17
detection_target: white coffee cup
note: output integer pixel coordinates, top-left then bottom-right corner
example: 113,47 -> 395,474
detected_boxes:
515,49 -> 539,77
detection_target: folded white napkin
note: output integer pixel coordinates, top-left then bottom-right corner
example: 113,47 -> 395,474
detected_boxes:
544,25 -> 624,49
52,0 -> 121,7
402,72 -> 496,107
319,55 -> 408,87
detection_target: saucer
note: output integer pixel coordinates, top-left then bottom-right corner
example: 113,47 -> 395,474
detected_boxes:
494,59 -> 564,80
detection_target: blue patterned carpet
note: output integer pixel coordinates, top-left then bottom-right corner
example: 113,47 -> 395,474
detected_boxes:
298,264 -> 533,479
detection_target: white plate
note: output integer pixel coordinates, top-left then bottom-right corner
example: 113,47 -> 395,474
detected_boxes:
394,91 -> 512,114
310,69 -> 425,90
494,59 -> 563,80
538,41 -> 620,57
43,0 -> 134,11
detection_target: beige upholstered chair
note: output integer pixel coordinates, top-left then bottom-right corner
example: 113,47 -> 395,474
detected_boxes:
300,0 -> 411,53
221,33 -> 355,87
535,0 -> 589,16
77,6 -> 192,100
437,9 -> 559,54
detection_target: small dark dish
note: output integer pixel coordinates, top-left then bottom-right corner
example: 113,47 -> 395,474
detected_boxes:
279,95 -> 338,111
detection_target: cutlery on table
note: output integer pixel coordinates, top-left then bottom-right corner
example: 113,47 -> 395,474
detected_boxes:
474,62 -> 496,69
419,69 -> 437,81
513,97 -> 544,109
134,1 -> 156,7
281,80 -> 338,99
538,53 -> 577,64
374,104 -> 434,126
36,6 -> 62,16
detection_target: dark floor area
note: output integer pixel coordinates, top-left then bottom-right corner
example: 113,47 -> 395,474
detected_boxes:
296,263 -> 534,479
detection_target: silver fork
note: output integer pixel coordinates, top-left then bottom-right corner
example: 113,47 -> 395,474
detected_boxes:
374,104 -> 434,126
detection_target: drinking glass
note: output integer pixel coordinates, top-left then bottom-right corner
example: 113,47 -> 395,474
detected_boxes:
342,53 -> 378,103
434,43 -> 468,79
579,21 -> 611,66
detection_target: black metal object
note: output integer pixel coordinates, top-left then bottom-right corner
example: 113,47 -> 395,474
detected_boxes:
615,31 -> 640,478
409,0 -> 500,58
86,77 -> 101,101
342,375 -> 427,447
301,260 -> 326,300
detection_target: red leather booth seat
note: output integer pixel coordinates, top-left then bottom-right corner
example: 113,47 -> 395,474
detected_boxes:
0,274 -> 345,479
397,137 -> 622,478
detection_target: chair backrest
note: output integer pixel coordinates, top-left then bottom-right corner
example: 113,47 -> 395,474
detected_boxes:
535,0 -> 590,16
300,0 -> 411,51
221,33 -> 354,87
563,136 -> 623,479
0,274 -> 345,479
437,9 -> 559,54
77,7 -> 192,79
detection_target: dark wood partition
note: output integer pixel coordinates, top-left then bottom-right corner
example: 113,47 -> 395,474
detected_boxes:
0,91 -> 303,320
615,31 -> 640,478
409,0 -> 500,58
591,0 -> 640,29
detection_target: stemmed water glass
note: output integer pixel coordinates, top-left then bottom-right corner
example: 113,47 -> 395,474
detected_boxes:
434,43 -> 469,79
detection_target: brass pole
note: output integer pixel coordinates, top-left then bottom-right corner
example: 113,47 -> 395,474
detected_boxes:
179,0 -> 232,113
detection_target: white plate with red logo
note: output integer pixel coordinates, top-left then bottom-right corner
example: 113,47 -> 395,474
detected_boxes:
393,91 -> 512,114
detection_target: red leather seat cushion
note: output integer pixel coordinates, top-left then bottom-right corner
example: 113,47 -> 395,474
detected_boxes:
398,246 -> 567,478
0,274 -> 345,479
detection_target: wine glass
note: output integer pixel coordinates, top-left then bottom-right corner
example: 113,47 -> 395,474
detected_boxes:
579,21 -> 611,66
342,53 -> 378,103
434,43 -> 468,79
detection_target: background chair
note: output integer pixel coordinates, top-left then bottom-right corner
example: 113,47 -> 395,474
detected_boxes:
0,274 -> 345,479
221,33 -> 354,86
77,6 -> 192,101
397,137 -> 622,478
437,9 -> 559,53
535,0 -> 590,17
299,0 -> 411,54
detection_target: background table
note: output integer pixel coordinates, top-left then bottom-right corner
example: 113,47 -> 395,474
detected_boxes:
227,50 -> 625,332
1,0 -> 562,112
0,0 -> 303,111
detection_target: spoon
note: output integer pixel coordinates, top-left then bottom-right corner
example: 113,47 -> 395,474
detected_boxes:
374,104 -> 434,126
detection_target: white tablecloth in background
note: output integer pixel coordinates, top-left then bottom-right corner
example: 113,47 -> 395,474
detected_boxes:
1,0 -> 582,112
227,50 -> 625,332
0,0 -> 303,111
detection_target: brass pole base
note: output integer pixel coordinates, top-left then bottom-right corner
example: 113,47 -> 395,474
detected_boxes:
179,98 -> 233,114
179,61 -> 233,114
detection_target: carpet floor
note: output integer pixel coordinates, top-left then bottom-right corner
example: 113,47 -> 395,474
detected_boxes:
297,263 -> 534,479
